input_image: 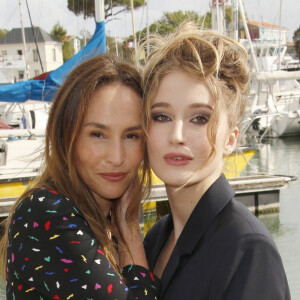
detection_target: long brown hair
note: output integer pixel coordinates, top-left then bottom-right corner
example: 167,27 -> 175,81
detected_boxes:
0,54 -> 152,278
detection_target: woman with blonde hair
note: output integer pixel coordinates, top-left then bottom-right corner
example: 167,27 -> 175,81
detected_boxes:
142,23 -> 290,299
0,54 -> 160,299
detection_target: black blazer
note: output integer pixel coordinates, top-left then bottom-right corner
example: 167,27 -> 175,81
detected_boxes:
144,175 -> 290,300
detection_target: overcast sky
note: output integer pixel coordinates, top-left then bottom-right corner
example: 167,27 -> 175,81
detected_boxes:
0,0 -> 299,42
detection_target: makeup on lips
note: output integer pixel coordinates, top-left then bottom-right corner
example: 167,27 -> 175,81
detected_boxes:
99,172 -> 127,182
164,153 -> 192,166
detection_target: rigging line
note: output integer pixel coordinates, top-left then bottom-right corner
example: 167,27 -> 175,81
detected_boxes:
124,0 -> 127,37
110,0 -> 119,56
83,0 -> 87,46
25,0 -> 44,73
37,0 -> 42,31
200,11 -> 208,30
196,0 -> 206,26
138,2 -> 145,42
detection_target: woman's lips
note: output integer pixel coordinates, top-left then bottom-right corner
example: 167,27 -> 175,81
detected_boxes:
163,153 -> 192,166
99,172 -> 127,182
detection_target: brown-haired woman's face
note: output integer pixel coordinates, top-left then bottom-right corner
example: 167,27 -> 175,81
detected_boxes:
75,83 -> 144,208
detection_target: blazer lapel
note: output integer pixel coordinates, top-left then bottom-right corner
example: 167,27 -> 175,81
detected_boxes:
148,214 -> 173,270
159,175 -> 235,297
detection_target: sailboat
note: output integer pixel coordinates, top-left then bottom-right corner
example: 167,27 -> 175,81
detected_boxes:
0,0 -> 106,217
235,0 -> 300,138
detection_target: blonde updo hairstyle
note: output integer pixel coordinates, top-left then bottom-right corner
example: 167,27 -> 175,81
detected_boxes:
142,22 -> 250,169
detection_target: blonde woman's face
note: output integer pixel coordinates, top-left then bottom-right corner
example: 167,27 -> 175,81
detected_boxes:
147,70 -> 238,188
75,84 -> 144,209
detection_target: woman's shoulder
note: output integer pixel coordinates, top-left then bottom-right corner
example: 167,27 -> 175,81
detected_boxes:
13,188 -> 81,219
217,198 -> 275,244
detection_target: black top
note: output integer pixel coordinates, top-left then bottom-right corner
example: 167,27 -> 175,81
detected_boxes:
144,174 -> 290,300
6,188 -> 160,300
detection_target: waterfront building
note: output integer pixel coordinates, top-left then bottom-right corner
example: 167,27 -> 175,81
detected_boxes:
0,26 -> 63,84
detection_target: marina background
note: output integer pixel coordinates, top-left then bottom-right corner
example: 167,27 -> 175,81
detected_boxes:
0,0 -> 299,43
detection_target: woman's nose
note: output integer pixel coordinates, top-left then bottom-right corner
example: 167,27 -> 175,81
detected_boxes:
170,120 -> 185,145
106,140 -> 125,167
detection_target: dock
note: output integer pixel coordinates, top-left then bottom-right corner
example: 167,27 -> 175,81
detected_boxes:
0,174 -> 296,218
146,174 -> 296,219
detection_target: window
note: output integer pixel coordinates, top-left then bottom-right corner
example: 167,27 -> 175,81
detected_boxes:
33,49 -> 38,62
34,70 -> 40,77
256,48 -> 261,57
2,50 -> 7,55
17,50 -> 22,55
18,70 -> 24,80
52,49 -> 56,61
269,47 -> 275,56
262,48 -> 267,57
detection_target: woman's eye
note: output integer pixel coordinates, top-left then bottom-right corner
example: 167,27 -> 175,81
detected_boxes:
125,133 -> 140,139
191,115 -> 209,124
152,113 -> 171,122
90,132 -> 103,138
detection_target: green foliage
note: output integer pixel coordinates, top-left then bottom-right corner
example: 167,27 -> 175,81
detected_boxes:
128,10 -> 211,44
293,26 -> 300,60
0,29 -> 9,39
50,22 -> 75,62
63,40 -> 75,62
225,6 -> 232,24
106,36 -> 134,62
50,22 -> 67,41
67,0 -> 145,19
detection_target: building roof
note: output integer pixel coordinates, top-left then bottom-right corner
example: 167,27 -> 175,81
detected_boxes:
0,27 -> 61,45
247,20 -> 287,30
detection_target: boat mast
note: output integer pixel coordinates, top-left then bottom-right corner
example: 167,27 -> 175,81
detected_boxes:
18,0 -> 29,80
278,0 -> 282,70
211,0 -> 225,35
146,0 -> 150,58
130,0 -> 138,62
94,0 -> 105,22
110,0 -> 119,56
233,0 -> 239,41
216,0 -> 220,32
237,0 -> 260,73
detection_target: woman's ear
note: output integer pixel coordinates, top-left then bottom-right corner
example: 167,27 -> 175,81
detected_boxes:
223,126 -> 239,156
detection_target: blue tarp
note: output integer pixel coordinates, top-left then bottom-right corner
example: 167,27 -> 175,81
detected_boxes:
0,20 -> 106,102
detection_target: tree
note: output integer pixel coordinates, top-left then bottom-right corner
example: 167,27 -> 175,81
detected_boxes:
67,0 -> 145,21
50,22 -> 75,62
293,26 -> 300,60
50,22 -> 67,41
0,29 -> 9,39
127,10 -> 211,44
63,41 -> 75,62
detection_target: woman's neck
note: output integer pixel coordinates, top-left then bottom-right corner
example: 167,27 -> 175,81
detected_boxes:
165,173 -> 220,240
93,193 -> 113,217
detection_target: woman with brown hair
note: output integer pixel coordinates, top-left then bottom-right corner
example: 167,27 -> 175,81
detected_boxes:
142,23 -> 290,299
0,54 -> 160,299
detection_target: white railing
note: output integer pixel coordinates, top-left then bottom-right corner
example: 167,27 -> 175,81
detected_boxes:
0,55 -> 26,68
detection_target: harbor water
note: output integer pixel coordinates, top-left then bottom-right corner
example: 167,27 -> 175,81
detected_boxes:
0,136 -> 299,299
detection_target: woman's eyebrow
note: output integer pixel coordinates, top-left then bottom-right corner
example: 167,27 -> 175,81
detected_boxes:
189,103 -> 213,110
83,122 -> 142,131
84,122 -> 108,129
125,125 -> 142,131
151,102 -> 212,110
151,102 -> 170,109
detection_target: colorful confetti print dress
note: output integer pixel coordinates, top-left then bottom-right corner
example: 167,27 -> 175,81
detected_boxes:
6,188 -> 160,300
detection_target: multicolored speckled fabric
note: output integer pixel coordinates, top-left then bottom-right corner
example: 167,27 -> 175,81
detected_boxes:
6,188 -> 160,300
